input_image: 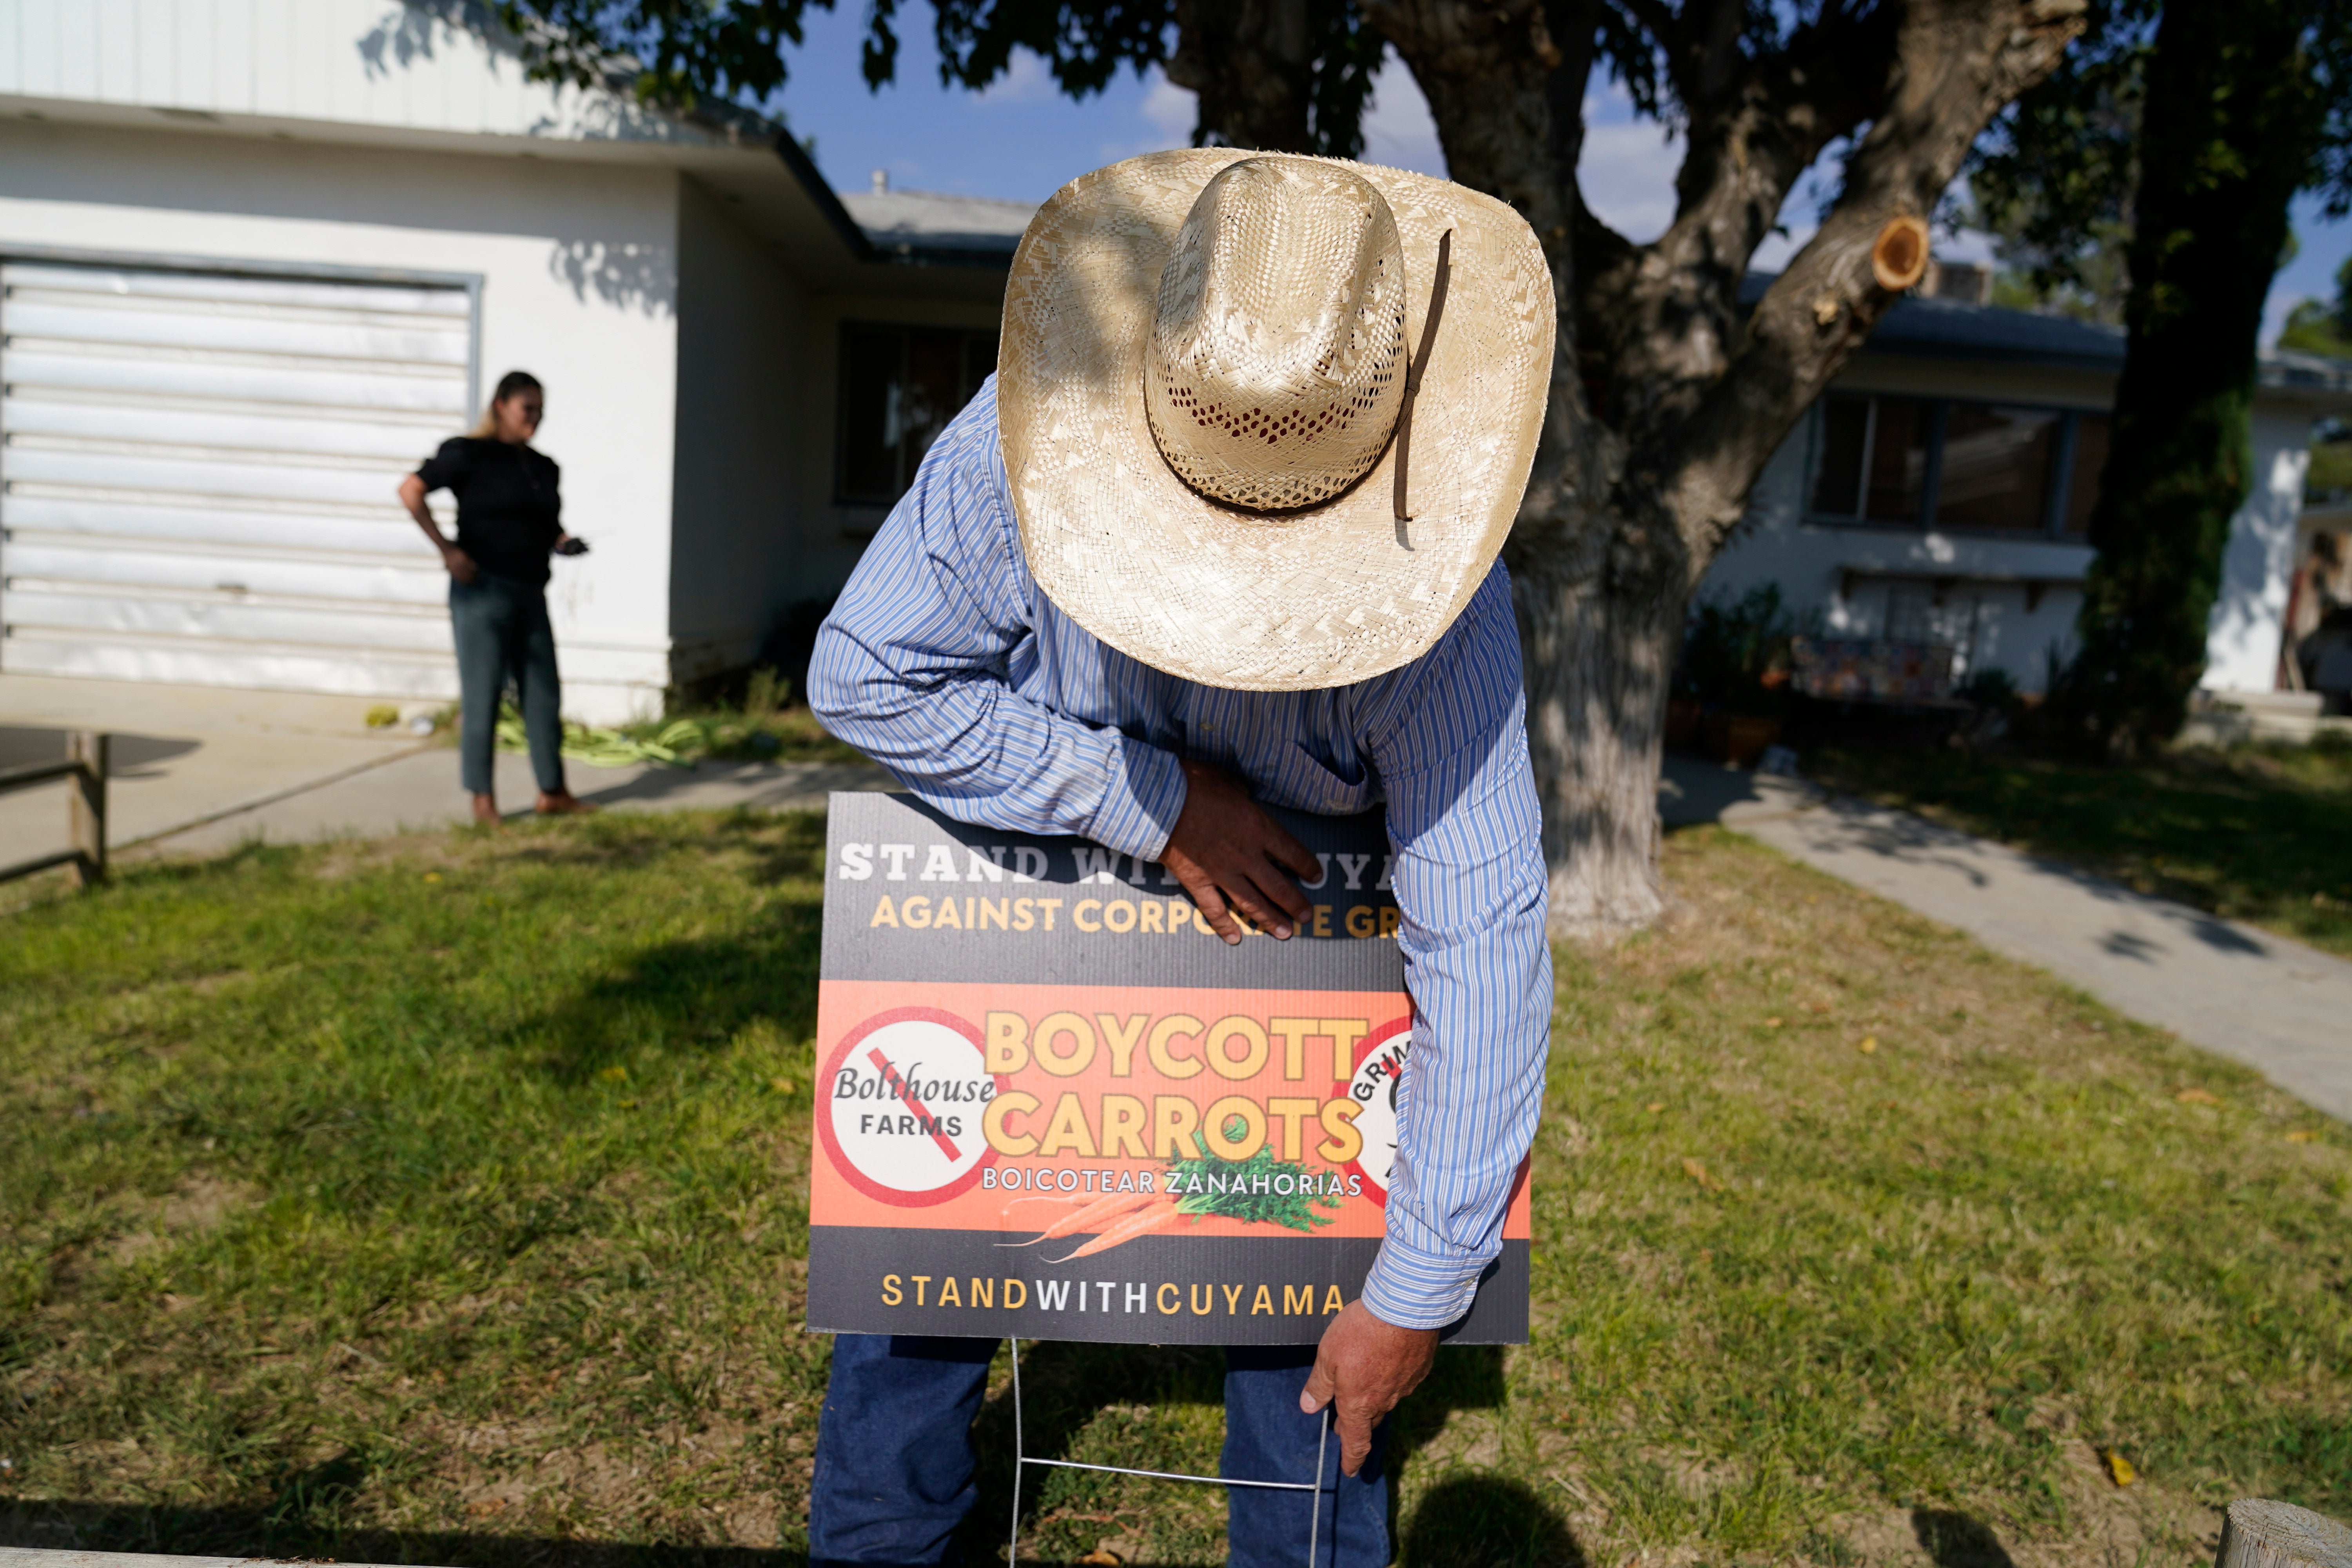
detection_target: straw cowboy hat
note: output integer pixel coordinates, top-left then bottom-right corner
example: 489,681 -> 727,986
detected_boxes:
999,149 -> 1555,692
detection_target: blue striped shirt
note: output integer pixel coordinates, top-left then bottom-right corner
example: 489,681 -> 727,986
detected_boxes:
809,377 -> 1551,1329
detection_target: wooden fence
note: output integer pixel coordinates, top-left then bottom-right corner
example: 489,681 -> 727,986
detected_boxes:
0,730 -> 108,887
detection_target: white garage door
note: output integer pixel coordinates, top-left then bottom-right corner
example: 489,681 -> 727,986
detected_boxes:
0,261 -> 472,699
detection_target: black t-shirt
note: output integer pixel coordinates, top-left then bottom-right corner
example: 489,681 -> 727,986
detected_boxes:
416,437 -> 563,586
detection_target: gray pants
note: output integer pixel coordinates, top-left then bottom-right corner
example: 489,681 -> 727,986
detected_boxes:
450,573 -> 566,797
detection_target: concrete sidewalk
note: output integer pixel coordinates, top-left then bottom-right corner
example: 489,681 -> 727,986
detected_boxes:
136,746 -> 896,858
1661,754 -> 2352,1125
0,671 -> 896,863
1,675 -> 428,860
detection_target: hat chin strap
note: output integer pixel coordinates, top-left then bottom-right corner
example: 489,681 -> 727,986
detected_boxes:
1392,228 -> 1455,525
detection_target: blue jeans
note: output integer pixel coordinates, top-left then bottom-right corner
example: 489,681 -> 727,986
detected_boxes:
448,573 -> 564,797
809,1336 -> 1388,1568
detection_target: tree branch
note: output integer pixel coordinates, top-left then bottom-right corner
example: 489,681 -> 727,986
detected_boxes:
1610,0 -> 1686,96
1667,0 -> 2089,565
1581,3 -> 1897,427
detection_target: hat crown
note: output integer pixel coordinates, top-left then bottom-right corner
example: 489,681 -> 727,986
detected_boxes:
1144,158 -> 1409,512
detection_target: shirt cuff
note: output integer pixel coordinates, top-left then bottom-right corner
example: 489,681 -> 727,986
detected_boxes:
1359,1234 -> 1488,1331
1083,737 -> 1188,862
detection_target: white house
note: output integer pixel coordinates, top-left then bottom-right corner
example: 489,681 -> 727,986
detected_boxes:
0,0 -> 1016,721
5,0 -> 2347,725
1703,280 -> 2352,701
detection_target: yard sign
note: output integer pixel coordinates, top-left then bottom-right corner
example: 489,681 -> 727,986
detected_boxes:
806,791 -> 1530,1345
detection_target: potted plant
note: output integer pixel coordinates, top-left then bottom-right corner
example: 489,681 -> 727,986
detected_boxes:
1672,585 -> 1806,766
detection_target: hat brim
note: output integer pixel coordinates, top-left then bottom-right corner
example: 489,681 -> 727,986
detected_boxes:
999,149 -> 1555,692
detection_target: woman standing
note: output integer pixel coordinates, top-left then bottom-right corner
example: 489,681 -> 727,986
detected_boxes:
397,370 -> 594,822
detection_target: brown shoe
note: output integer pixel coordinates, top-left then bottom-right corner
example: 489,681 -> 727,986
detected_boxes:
535,791 -> 598,816
471,793 -> 502,826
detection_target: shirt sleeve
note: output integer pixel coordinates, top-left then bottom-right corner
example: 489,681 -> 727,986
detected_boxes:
1356,564 -> 1552,1329
415,437 -> 470,494
807,387 -> 1189,858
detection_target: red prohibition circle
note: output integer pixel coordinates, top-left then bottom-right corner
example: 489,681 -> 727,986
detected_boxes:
1339,1014 -> 1414,1210
817,1005 -> 1001,1208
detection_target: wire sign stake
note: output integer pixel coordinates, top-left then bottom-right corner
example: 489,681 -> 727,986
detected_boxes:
1004,1338 -> 1335,1568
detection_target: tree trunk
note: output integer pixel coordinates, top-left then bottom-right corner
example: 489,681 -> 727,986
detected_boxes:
1510,530 -> 1687,935
2067,0 -> 2321,757
1196,0 -> 2083,938
2211,1497 -> 2352,1568
1168,0 -> 1314,150
1165,0 -> 1383,157
1367,0 -> 2082,938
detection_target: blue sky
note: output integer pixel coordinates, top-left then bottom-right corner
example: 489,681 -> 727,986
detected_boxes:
771,2 -> 2350,347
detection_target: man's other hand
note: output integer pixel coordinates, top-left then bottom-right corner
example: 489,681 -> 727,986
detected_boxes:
1299,1300 -> 1439,1476
1162,760 -> 1317,944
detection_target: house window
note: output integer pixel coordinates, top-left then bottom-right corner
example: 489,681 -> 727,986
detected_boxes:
1937,404 -> 2062,532
836,324 -> 999,506
2062,414 -> 2110,535
1808,395 -> 2109,537
1810,395 -> 1933,522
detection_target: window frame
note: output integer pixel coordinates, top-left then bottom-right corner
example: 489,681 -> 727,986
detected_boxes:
831,320 -> 1000,510
1804,392 -> 2098,540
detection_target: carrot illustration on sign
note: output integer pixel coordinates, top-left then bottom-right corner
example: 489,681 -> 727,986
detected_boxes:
1046,1199 -> 1182,1263
1165,1126 -> 1344,1234
998,1188 -> 1158,1246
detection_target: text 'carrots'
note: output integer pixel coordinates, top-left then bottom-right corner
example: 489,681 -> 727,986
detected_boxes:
1047,1200 -> 1182,1263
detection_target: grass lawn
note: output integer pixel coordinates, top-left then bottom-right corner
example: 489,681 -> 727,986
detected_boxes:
3,813 -> 2348,1567
1807,740 -> 2352,960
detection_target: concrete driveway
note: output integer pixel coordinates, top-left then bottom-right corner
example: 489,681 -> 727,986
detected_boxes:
0,674 -> 430,863
147,748 -> 897,857
0,672 -> 897,864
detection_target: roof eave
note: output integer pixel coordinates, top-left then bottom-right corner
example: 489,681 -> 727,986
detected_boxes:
1850,341 -> 2126,376
767,128 -> 880,266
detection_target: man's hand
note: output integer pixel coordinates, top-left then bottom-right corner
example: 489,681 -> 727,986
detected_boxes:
1161,759 -> 1317,944
441,544 -> 479,584
1299,1300 -> 1439,1476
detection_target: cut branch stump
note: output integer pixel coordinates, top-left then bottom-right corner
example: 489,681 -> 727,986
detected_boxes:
1870,215 -> 1931,292
2214,1499 -> 2352,1568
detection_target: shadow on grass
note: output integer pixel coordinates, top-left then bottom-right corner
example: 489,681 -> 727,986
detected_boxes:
1403,1472 -> 1585,1567
959,1338 -> 1225,1563
950,1340 -> 1575,1566
507,816 -> 829,1086
1,1486 -> 799,1566
1912,1508 -> 2019,1568
519,919 -> 824,1085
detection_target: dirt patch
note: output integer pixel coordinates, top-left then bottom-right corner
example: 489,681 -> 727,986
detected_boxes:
1822,1451 -> 2221,1566
309,831 -> 480,881
107,1174 -> 256,1265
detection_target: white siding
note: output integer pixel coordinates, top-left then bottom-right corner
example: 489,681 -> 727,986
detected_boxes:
0,0 -> 711,146
2201,408 -> 2314,694
0,119 -> 684,721
667,177 -> 811,679
0,261 -> 470,695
